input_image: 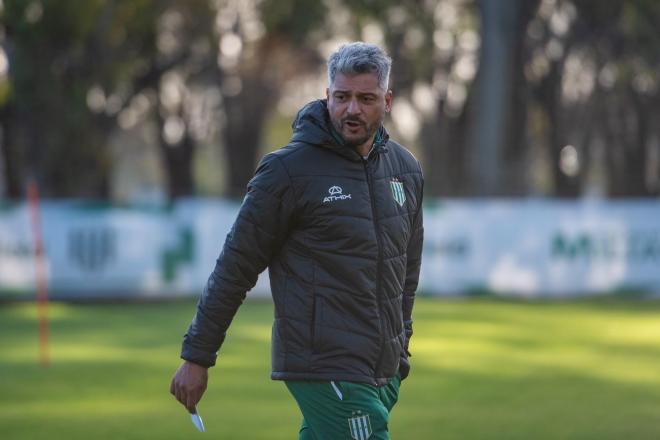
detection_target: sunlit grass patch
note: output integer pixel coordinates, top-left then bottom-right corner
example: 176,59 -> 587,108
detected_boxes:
1,297 -> 659,439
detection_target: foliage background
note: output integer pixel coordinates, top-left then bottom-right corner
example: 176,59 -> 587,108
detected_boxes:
1,0 -> 658,201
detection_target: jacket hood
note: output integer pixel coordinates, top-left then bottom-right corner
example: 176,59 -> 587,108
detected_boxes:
290,99 -> 389,161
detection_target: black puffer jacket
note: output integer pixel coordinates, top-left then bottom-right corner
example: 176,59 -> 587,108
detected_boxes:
181,99 -> 424,386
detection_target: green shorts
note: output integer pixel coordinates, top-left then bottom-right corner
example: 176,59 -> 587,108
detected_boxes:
285,375 -> 402,440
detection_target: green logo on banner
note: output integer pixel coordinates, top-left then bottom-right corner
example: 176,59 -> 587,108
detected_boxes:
552,232 -> 660,262
161,227 -> 194,282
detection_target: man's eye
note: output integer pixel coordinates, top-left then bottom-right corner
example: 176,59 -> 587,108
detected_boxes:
335,94 -> 346,101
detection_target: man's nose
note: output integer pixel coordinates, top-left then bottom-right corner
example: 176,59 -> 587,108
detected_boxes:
346,98 -> 361,114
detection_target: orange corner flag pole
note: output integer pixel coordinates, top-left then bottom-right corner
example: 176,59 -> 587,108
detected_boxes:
27,179 -> 49,367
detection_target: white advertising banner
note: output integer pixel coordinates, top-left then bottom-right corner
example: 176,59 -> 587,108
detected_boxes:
1,199 -> 659,299
0,200 -> 271,299
421,199 -> 660,296
0,204 -> 35,295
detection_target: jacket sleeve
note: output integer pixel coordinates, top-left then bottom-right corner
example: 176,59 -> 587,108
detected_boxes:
399,174 -> 424,379
181,153 -> 294,367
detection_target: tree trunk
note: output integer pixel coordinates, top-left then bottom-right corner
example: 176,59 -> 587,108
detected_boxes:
468,0 -> 519,195
501,0 -> 540,195
0,104 -> 25,198
222,74 -> 276,198
623,90 -> 651,196
421,98 -> 470,197
156,110 -> 195,200
536,54 -> 581,197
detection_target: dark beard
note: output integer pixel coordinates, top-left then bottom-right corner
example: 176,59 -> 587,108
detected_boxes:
331,117 -> 381,148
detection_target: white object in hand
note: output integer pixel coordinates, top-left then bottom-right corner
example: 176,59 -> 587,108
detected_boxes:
190,406 -> 205,432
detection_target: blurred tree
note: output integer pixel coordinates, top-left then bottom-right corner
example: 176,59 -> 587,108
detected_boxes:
0,0 -> 164,198
420,1 -> 480,197
147,1 -> 218,199
213,0 -> 325,197
527,0 -> 660,197
593,0 -> 660,197
1,1 -> 223,200
0,0 -> 329,200
468,0 -> 540,195
2,0 -> 657,200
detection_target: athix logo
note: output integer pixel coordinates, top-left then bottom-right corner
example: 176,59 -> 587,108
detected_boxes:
323,185 -> 352,203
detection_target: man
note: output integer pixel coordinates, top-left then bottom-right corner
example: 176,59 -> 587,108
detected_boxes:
170,41 -> 424,439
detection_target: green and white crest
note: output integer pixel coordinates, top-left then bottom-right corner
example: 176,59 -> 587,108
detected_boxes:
390,179 -> 406,207
348,412 -> 372,440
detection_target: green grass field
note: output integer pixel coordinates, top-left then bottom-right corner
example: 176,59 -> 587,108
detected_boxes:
2,297 -> 660,439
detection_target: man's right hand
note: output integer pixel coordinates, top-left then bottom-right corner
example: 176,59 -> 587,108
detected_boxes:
170,360 -> 209,412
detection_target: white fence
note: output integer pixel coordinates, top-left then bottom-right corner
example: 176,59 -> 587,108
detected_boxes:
421,199 -> 660,297
1,199 -> 659,299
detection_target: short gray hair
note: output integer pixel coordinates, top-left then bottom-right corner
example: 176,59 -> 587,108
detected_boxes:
327,42 -> 392,91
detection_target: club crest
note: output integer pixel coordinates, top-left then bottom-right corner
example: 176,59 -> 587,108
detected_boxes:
348,411 -> 372,440
390,179 -> 406,207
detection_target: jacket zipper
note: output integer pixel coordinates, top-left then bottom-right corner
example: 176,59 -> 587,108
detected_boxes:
362,155 -> 385,382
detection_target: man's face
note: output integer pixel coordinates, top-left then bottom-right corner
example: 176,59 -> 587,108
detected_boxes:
326,72 -> 392,151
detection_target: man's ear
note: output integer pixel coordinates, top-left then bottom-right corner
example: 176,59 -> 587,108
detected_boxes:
326,87 -> 330,103
385,89 -> 393,113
